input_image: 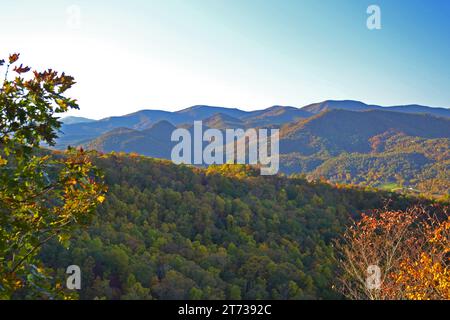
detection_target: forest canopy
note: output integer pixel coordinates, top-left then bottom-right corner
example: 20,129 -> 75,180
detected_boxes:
38,153 -> 439,300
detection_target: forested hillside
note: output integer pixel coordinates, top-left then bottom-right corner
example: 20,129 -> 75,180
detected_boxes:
280,109 -> 450,155
280,110 -> 450,196
39,153 -> 423,300
311,133 -> 450,196
61,106 -> 450,197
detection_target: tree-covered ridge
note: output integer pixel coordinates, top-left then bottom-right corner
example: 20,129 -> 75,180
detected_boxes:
280,109 -> 450,155
311,132 -> 450,197
40,153 -> 424,300
79,108 -> 450,196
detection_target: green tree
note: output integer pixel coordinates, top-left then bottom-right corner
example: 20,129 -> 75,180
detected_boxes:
228,285 -> 241,300
0,53 -> 105,299
188,287 -> 203,300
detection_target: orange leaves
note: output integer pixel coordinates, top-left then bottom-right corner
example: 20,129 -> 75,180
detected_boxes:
67,178 -> 78,186
336,205 -> 450,300
9,53 -> 19,64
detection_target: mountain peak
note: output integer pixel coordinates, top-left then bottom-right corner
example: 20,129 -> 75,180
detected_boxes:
60,116 -> 95,125
301,100 -> 369,114
144,120 -> 176,133
175,105 -> 249,121
266,105 -> 299,111
204,112 -> 242,122
177,105 -> 240,113
203,113 -> 244,129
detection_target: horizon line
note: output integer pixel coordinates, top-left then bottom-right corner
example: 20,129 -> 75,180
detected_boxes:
65,99 -> 450,121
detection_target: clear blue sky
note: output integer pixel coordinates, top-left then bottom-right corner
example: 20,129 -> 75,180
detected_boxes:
1,0 -> 449,119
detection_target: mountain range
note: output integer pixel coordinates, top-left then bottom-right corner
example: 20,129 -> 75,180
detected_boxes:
57,100 -> 450,196
58,100 -> 450,146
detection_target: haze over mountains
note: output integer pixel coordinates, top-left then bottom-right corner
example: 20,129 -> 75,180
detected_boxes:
58,100 -> 450,196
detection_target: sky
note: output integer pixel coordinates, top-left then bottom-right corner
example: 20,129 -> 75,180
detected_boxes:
1,0 -> 449,119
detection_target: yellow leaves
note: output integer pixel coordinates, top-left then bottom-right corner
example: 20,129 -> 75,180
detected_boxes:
339,205 -> 450,300
396,252 -> 450,300
97,195 -> 106,204
14,279 -> 23,289
392,225 -> 450,300
0,156 -> 7,166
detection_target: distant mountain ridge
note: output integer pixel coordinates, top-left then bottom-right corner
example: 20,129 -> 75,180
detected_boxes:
302,100 -> 450,117
60,116 -> 95,125
57,100 -> 450,148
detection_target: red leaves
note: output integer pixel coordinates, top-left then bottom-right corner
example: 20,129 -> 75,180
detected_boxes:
13,64 -> 31,74
9,53 -> 20,64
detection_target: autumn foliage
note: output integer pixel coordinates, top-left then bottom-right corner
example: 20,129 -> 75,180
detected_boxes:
335,205 -> 449,300
0,53 -> 105,299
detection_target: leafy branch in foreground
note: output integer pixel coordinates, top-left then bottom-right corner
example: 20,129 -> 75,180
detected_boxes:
0,53 -> 106,299
335,205 -> 449,300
